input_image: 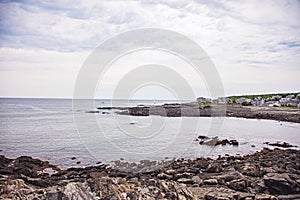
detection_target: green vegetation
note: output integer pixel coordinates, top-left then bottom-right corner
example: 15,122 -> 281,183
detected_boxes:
197,102 -> 212,105
241,102 -> 252,106
228,92 -> 299,102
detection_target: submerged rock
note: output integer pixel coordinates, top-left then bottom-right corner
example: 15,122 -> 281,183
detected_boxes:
265,141 -> 297,148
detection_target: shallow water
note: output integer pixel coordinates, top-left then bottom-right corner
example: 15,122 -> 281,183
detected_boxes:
0,98 -> 299,168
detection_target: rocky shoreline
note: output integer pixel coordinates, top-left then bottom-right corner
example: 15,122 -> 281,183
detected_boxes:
1,148 -> 300,199
101,103 -> 300,123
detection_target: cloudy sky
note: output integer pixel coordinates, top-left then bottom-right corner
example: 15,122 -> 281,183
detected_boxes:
0,0 -> 300,99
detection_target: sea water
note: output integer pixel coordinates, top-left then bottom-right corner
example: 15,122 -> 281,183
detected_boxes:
0,98 -> 299,168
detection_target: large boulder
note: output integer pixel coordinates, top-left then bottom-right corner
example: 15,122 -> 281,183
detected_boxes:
263,173 -> 299,195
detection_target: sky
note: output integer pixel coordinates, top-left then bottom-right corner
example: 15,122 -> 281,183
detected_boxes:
0,0 -> 300,99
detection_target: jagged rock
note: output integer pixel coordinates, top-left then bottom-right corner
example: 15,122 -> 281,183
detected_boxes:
46,190 -> 63,200
213,171 -> 244,183
228,179 -> 248,192
277,194 -> 300,200
265,141 -> 297,148
216,139 -> 230,146
241,163 -> 263,177
203,179 -> 218,185
177,178 -> 194,184
191,176 -> 202,185
174,172 -> 194,180
206,163 -> 223,173
255,194 -> 277,200
157,173 -> 172,180
165,169 -> 176,175
230,139 -> 239,146
263,173 -> 300,195
1,149 -> 300,199
198,135 -> 210,140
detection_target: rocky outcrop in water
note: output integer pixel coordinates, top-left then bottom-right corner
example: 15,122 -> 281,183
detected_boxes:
197,135 -> 240,146
1,148 -> 300,199
112,103 -> 300,123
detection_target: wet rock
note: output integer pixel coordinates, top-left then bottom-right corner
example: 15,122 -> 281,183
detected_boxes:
263,173 -> 299,195
230,139 -> 239,146
265,141 -> 297,148
216,139 -> 230,146
85,110 -> 100,113
198,135 -> 210,140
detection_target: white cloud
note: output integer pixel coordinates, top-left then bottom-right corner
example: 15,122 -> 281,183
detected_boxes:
0,0 -> 299,98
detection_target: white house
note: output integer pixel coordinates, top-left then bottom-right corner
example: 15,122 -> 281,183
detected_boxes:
251,97 -> 265,106
286,94 -> 295,99
196,97 -> 212,103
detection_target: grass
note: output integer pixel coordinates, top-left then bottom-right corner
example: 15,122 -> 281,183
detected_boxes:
228,92 -> 299,101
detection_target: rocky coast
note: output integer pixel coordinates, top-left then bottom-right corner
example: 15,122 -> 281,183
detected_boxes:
1,148 -> 300,199
107,103 -> 300,123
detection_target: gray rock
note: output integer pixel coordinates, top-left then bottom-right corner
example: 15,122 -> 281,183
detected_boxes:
174,172 -> 194,180
62,182 -> 96,200
263,173 -> 300,195
277,194 -> 300,200
206,163 -> 223,173
228,179 -> 247,192
46,190 -> 63,200
157,173 -> 172,180
241,163 -> 262,177
255,194 -> 277,200
213,171 -> 244,183
203,179 -> 218,185
177,178 -> 194,184
191,176 -> 202,185
165,169 -> 176,175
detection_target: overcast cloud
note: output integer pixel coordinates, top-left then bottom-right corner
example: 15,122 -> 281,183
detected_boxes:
0,0 -> 299,98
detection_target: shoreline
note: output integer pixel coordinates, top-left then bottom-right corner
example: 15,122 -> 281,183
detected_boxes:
102,103 -> 300,123
1,148 -> 300,199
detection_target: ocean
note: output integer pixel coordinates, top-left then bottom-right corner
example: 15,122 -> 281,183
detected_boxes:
0,98 -> 299,169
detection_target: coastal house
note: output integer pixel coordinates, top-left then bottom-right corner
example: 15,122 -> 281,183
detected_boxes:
236,97 -> 251,104
286,94 -> 295,99
217,97 -> 233,104
251,97 -> 265,106
217,97 -> 226,104
279,97 -> 291,103
271,95 -> 282,101
286,99 -> 300,107
267,101 -> 281,107
196,97 -> 212,103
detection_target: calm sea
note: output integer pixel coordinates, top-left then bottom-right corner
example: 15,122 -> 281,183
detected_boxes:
0,98 -> 299,168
